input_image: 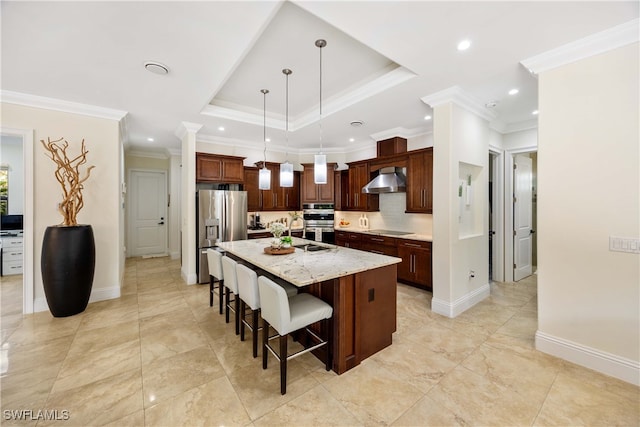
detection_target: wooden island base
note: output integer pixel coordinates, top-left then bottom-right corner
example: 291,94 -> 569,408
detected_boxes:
240,257 -> 397,374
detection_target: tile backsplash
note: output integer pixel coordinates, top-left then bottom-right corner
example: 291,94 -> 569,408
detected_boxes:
337,192 -> 432,235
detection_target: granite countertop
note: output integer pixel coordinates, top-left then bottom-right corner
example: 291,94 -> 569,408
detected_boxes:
217,237 -> 401,287
334,227 -> 432,242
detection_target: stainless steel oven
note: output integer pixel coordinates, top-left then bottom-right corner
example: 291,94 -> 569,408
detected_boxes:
302,203 -> 335,244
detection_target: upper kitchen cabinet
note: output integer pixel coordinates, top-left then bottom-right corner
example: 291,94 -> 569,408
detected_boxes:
406,148 -> 433,213
196,153 -> 245,183
301,163 -> 335,204
344,160 -> 379,212
245,163 -> 300,212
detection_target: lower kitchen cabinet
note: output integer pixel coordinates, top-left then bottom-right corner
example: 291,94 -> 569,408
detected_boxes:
397,239 -> 432,290
1,235 -> 23,276
360,234 -> 397,257
335,230 -> 363,250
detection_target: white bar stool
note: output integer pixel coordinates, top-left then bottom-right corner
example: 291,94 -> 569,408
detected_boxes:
258,276 -> 333,395
221,256 -> 240,335
235,264 -> 297,358
206,248 -> 224,314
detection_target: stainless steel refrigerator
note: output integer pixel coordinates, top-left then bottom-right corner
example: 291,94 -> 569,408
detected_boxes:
197,190 -> 247,283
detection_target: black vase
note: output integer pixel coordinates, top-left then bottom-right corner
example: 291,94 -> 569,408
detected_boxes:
41,225 -> 96,317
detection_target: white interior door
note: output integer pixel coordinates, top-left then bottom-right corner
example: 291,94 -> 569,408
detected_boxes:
129,170 -> 167,257
513,155 -> 533,281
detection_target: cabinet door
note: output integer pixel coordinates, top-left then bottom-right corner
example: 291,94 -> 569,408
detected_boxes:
196,153 -> 244,183
396,246 -> 414,283
244,168 -> 261,212
406,149 -> 433,213
318,168 -> 335,202
301,166 -> 318,203
283,172 -> 300,210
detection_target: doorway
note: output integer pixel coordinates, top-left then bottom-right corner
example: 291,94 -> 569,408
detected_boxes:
0,128 -> 34,314
127,169 -> 168,257
505,150 -> 537,282
488,150 -> 504,283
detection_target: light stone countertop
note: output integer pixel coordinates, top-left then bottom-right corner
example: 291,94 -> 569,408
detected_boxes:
247,226 -> 304,235
217,237 -> 401,287
334,227 -> 433,242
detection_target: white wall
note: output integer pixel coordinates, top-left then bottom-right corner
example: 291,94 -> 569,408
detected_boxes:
1,102 -> 123,311
503,128 -> 537,151
432,102 -> 490,317
0,137 -> 24,214
536,43 -> 639,385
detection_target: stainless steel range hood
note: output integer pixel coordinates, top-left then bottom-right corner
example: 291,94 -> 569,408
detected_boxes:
362,167 -> 406,194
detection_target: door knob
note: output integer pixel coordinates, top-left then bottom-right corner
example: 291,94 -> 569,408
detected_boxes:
158,221 -> 164,225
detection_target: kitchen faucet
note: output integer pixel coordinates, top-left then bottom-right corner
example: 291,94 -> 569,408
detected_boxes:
288,217 -> 306,239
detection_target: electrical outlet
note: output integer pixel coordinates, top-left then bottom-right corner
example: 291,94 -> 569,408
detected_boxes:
609,236 -> 640,254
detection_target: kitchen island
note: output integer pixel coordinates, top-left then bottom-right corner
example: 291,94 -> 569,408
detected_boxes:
217,237 -> 401,374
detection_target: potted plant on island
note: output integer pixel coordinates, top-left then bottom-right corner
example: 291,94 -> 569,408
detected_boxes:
40,137 -> 96,317
269,222 -> 286,249
280,235 -> 292,248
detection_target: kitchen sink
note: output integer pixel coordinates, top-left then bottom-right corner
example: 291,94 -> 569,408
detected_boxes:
293,243 -> 330,252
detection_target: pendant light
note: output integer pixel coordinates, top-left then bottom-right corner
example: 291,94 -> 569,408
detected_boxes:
279,68 -> 294,187
258,89 -> 271,190
314,39 -> 327,184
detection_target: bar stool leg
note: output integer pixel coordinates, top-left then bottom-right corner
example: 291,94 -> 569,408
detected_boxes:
262,319 -> 270,369
234,297 -> 240,335
224,288 -> 231,323
252,310 -> 260,358
209,276 -> 214,307
218,280 -> 224,314
240,300 -> 246,341
279,335 -> 288,395
325,318 -> 332,371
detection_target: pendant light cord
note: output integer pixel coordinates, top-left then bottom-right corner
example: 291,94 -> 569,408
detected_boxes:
283,69 -> 291,162
316,39 -> 326,155
261,89 -> 268,165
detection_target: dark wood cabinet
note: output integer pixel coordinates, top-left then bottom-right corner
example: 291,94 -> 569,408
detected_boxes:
335,230 -> 363,250
245,164 -> 300,212
301,163 -> 335,204
196,153 -> 245,183
406,148 -> 433,213
343,161 -> 379,212
397,239 -> 432,290
360,234 -> 397,257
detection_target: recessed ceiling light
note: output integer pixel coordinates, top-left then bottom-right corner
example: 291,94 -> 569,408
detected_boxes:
508,88 -> 519,95
147,137 -> 154,142
266,138 -> 271,142
532,110 -> 539,115
424,115 -> 432,121
218,126 -> 225,131
349,138 -> 355,142
350,120 -> 364,127
457,39 -> 471,51
485,101 -> 498,108
144,61 -> 169,75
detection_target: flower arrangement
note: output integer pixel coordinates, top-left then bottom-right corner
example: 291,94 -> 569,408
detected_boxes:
269,222 -> 286,238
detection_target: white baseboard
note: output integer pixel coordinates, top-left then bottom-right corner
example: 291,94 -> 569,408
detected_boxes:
181,268 -> 198,285
431,283 -> 490,318
536,330 -> 640,386
33,286 -> 121,313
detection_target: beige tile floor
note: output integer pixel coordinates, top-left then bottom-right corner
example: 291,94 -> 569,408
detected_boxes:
1,257 -> 638,426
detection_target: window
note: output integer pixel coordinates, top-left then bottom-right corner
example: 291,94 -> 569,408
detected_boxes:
0,166 -> 8,215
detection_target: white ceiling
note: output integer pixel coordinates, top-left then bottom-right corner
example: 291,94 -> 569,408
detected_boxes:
1,1 -> 637,155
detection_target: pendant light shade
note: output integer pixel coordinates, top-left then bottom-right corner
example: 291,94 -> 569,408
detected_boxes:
279,161 -> 293,187
279,68 -> 294,188
314,154 -> 327,184
258,89 -> 271,190
314,39 -> 327,184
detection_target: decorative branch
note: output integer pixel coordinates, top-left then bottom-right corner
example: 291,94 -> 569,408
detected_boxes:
41,137 -> 95,226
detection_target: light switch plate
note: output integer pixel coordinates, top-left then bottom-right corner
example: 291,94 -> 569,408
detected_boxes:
609,236 -> 640,254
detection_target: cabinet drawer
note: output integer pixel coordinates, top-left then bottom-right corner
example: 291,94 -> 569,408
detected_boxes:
362,234 -> 396,247
360,242 -> 397,257
3,248 -> 23,261
2,238 -> 23,248
397,239 -> 431,250
3,260 -> 23,275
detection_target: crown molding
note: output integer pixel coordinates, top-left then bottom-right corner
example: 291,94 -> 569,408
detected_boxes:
126,149 -> 169,160
421,86 -> 497,122
369,126 -> 429,142
1,90 -> 128,121
503,119 -> 538,134
166,148 -> 182,157
174,121 -> 203,140
200,65 -> 416,132
521,18 -> 639,75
